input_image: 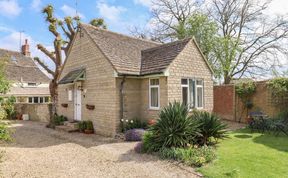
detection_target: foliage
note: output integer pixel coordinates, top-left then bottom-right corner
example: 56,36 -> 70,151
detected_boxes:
1,96 -> 16,120
0,58 -> 10,94
89,18 -> 107,29
268,78 -> 288,97
0,123 -> 12,142
235,81 -> 256,98
142,131 -> 163,153
78,120 -> 94,131
0,107 -> 7,120
147,102 -> 200,149
121,118 -> 148,132
198,129 -> 288,178
158,146 -> 216,167
125,129 -> 145,141
192,111 -> 227,145
49,114 -> 67,128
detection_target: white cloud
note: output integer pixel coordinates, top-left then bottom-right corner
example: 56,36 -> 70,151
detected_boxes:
60,4 -> 85,19
96,2 -> 126,21
0,0 -> 22,17
134,0 -> 152,8
265,0 -> 288,16
30,0 -> 42,11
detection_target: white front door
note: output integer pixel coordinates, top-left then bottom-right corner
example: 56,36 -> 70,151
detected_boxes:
74,88 -> 82,121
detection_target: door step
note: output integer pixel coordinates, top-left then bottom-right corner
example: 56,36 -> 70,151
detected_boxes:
55,121 -> 79,133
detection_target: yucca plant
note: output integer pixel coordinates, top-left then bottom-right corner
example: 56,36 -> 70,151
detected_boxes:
192,111 -> 227,145
148,102 -> 200,149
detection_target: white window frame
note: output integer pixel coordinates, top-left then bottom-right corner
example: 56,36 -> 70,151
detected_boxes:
28,96 -> 50,104
149,78 -> 160,110
181,78 -> 204,110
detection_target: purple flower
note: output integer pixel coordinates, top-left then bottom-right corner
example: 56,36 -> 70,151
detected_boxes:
125,129 -> 145,141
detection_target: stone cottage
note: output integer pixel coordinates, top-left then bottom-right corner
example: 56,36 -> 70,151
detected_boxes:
58,23 -> 214,136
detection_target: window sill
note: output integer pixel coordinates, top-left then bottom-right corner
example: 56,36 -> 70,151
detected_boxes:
149,107 -> 160,111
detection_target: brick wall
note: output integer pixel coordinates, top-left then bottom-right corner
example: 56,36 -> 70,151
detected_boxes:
214,82 -> 285,122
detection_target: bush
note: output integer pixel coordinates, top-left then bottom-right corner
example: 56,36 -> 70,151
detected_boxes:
0,123 -> 12,142
121,118 -> 148,132
0,107 -> 7,120
158,146 -> 216,167
192,111 -> 227,145
0,96 -> 16,120
134,142 -> 144,153
125,129 -> 145,141
85,120 -> 94,131
144,102 -> 200,151
48,114 -> 68,128
78,120 -> 94,132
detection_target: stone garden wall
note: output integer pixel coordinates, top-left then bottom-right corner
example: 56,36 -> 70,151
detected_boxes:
15,103 -> 52,122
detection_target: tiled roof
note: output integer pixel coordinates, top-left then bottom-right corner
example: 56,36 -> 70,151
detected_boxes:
140,38 -> 191,75
81,24 -> 161,75
80,24 -> 198,76
58,68 -> 85,84
5,87 -> 50,96
0,49 -> 50,83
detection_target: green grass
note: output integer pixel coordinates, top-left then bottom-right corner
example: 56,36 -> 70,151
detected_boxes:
198,129 -> 288,178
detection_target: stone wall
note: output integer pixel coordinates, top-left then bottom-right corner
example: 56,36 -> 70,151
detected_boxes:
15,103 -> 52,122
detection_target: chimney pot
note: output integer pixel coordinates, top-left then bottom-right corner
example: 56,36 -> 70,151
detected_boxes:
21,39 -> 31,57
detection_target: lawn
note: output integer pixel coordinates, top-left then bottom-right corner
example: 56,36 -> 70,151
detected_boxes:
198,129 -> 288,178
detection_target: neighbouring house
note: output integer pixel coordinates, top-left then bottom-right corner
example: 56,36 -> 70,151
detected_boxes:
58,24 -> 214,136
0,40 -> 51,121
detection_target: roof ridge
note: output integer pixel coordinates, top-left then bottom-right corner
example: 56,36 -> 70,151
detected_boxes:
141,38 -> 192,53
0,48 -> 23,55
80,23 -> 162,45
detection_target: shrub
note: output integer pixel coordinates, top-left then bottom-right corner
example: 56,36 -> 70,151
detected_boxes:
142,131 -> 163,153
144,102 -> 200,151
0,123 -> 12,142
0,107 -> 7,120
134,142 -> 144,153
85,120 -> 94,131
0,96 -> 16,120
48,114 -> 68,128
78,121 -> 86,132
158,146 -> 216,167
121,118 -> 148,132
192,111 -> 227,145
125,129 -> 145,141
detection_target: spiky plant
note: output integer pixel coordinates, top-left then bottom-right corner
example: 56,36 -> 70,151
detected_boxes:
192,111 -> 227,145
148,102 -> 200,149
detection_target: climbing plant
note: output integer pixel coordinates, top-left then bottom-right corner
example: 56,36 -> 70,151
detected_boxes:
267,78 -> 288,107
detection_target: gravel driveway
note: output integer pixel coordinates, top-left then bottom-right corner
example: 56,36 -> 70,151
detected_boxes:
0,121 -> 200,178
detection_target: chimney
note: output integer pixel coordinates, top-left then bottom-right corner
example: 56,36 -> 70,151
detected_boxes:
21,39 -> 31,57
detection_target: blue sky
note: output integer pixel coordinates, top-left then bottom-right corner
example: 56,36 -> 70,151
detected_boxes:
0,0 -> 152,68
0,0 -> 287,76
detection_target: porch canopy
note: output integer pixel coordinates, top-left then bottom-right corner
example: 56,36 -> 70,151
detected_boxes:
58,68 -> 86,84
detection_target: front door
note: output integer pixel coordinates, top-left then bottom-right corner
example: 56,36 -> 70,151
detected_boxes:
74,88 -> 82,121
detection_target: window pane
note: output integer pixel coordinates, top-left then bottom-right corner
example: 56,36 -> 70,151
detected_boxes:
28,97 -> 33,103
181,79 -> 188,85
28,83 -> 37,86
182,87 -> 188,106
189,79 -> 195,108
34,97 -> 39,103
45,97 -> 49,103
150,79 -> 159,85
150,87 -> 159,107
40,97 -> 44,103
196,80 -> 203,85
68,90 -> 72,101
197,87 -> 203,108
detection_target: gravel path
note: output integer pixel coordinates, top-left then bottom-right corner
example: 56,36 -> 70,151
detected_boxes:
0,121 -> 200,178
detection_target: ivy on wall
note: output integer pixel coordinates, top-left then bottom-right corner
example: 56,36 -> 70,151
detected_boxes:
267,78 -> 288,106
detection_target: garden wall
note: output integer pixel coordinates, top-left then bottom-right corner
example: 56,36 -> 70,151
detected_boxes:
214,81 -> 284,122
15,103 -> 52,122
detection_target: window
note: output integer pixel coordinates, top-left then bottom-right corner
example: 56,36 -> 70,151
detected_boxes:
68,90 -> 72,101
181,78 -> 204,109
27,83 -> 37,87
149,79 -> 160,109
28,97 -> 50,104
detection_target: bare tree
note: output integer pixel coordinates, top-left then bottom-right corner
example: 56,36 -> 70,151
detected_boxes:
210,0 -> 288,83
150,0 -> 201,41
35,5 -> 106,117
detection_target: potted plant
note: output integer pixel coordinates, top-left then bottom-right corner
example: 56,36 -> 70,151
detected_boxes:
84,120 -> 94,134
78,121 -> 86,133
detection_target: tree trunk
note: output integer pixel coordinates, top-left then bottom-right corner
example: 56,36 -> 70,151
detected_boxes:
224,75 -> 231,84
49,79 -> 58,119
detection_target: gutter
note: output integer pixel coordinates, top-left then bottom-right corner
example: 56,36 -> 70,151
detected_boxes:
119,75 -> 126,131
